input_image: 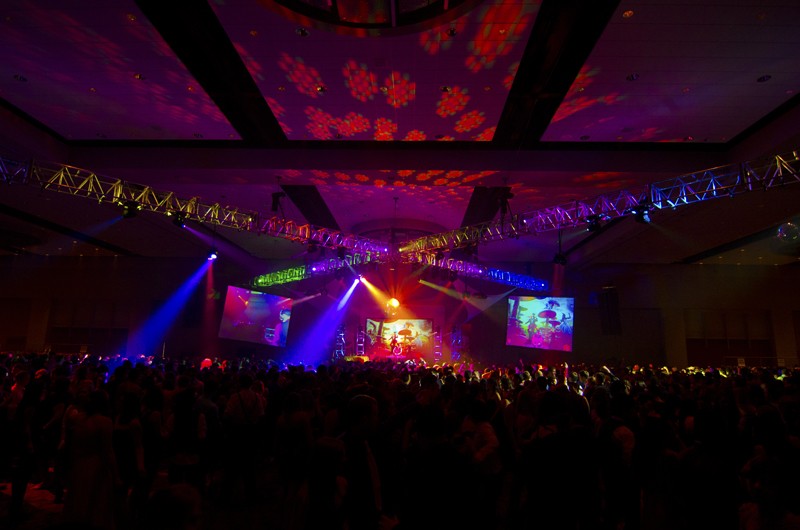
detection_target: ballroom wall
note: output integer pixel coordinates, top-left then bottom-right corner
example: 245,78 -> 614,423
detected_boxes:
0,255 -> 797,368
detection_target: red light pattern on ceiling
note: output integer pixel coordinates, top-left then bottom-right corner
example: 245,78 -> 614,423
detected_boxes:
404,130 -> 427,141
375,118 -> 397,140
455,110 -> 486,132
383,72 -> 416,108
465,2 -> 533,73
573,171 -> 636,190
419,18 -> 468,55
343,60 -> 378,102
337,0 -> 389,25
436,86 -> 470,117
212,0 -> 539,142
551,66 -> 626,124
278,53 -> 326,98
473,127 -> 496,141
305,107 -> 336,139
0,1 -> 238,140
503,62 -> 519,90
336,112 -> 371,136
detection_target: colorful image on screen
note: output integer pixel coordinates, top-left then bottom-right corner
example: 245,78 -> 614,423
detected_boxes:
365,318 -> 434,360
218,286 -> 293,346
506,296 -> 574,351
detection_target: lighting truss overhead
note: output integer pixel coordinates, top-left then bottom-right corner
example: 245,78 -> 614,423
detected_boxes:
586,214 -> 605,232
631,203 -> 651,224
121,200 -> 141,218
172,212 -> 186,228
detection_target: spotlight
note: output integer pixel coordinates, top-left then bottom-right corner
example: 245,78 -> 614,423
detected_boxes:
388,298 -> 400,308
207,248 -> 218,261
586,214 -> 604,232
631,204 -> 651,224
121,200 -> 141,219
553,252 -> 568,266
172,212 -> 186,228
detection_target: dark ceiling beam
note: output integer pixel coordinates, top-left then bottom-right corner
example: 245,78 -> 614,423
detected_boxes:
493,0 -> 622,147
677,225 -> 781,265
68,143 -> 724,178
460,186 -> 511,228
0,204 -> 137,256
280,185 -> 341,231
134,0 -> 285,146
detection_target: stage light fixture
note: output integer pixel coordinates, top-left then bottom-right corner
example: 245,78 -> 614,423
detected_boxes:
632,204 -> 651,223
207,248 -> 218,261
172,212 -> 186,228
553,252 -> 568,266
586,214 -> 604,232
388,298 -> 400,308
121,200 -> 141,219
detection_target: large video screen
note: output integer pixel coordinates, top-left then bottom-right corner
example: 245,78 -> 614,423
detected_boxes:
506,296 -> 574,351
365,318 -> 434,359
218,286 -> 293,346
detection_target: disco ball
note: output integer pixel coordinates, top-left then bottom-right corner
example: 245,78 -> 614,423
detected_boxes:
776,222 -> 799,242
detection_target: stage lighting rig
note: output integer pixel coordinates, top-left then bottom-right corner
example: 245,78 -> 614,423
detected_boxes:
585,214 -> 607,232
120,200 -> 141,219
207,248 -> 218,261
631,202 -> 652,224
170,212 -> 186,228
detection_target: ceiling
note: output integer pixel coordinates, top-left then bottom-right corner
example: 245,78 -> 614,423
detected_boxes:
1,0 -> 799,279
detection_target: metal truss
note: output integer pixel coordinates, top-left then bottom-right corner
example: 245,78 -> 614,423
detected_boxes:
1,157 -> 258,230
408,252 -> 548,291
2,147 -> 797,292
400,149 -> 800,254
258,217 -> 389,257
253,250 -> 549,290
252,251 -> 383,288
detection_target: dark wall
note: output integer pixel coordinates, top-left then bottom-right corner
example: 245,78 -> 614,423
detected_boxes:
0,255 -> 798,367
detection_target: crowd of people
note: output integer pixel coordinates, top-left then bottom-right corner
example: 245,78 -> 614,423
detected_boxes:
2,351 -> 800,530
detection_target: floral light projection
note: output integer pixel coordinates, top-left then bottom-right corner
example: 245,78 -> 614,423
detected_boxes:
208,0 -> 541,142
551,66 -> 626,124
334,112 -> 371,137
404,130 -> 427,141
374,117 -> 398,140
234,42 -> 266,82
1,1 -> 238,140
473,127 -> 496,141
573,171 -> 636,190
266,97 -> 292,134
466,1 -> 534,73
305,107 -> 336,139
455,110 -> 486,132
383,71 -> 416,108
278,53 -> 326,98
503,62 -> 519,90
419,18 -> 469,55
436,86 -> 470,117
342,60 -> 378,102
